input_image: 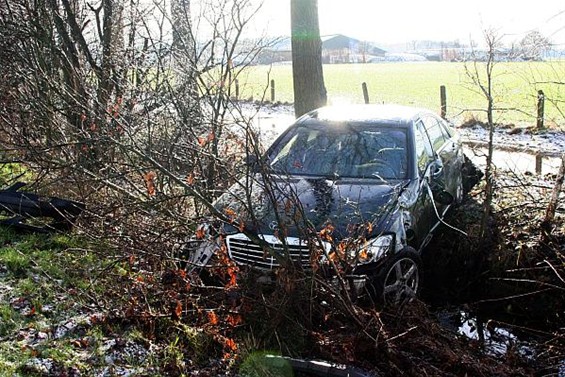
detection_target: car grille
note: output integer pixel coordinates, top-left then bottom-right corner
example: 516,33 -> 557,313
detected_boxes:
226,233 -> 321,270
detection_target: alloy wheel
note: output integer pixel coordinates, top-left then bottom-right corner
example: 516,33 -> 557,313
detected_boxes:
382,257 -> 419,305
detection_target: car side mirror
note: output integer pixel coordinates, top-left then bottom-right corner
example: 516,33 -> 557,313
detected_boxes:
430,158 -> 443,178
421,158 -> 443,182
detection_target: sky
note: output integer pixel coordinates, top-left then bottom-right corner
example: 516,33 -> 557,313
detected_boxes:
250,0 -> 565,48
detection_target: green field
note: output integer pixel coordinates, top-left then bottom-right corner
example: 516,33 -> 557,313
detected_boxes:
234,61 -> 565,127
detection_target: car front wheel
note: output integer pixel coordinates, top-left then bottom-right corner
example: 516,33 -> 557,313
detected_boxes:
372,247 -> 421,306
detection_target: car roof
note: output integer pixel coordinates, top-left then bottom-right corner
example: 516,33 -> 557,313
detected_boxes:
303,104 -> 434,125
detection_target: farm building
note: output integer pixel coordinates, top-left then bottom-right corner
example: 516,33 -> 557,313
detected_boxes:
256,37 -> 293,65
256,34 -> 386,65
321,34 -> 386,63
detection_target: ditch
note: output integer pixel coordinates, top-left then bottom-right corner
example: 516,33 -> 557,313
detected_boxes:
419,179 -> 564,376
251,104 -> 564,375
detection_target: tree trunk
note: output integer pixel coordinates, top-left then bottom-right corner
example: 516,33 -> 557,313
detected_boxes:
171,0 -> 197,94
290,0 -> 327,117
479,85 -> 494,241
478,31 -> 498,243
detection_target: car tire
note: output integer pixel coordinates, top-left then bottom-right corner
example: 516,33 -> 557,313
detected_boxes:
370,247 -> 421,306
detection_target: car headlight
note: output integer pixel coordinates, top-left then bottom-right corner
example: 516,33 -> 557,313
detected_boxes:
353,234 -> 394,264
183,238 -> 221,268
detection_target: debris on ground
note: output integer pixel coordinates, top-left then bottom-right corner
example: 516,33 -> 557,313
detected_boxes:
0,182 -> 85,233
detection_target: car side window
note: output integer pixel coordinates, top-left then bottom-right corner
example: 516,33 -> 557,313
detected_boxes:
422,116 -> 447,153
438,118 -> 453,138
414,121 -> 434,174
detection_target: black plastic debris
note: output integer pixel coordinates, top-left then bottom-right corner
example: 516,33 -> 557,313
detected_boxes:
0,182 -> 85,233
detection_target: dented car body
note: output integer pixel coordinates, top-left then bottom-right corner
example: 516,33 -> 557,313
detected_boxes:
186,104 -> 465,304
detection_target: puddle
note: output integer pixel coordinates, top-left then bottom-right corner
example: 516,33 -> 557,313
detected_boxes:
437,309 -> 565,375
464,146 -> 563,175
437,310 -> 537,359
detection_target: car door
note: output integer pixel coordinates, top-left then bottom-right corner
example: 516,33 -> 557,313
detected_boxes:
409,119 -> 438,249
437,117 -> 464,201
421,115 -> 463,200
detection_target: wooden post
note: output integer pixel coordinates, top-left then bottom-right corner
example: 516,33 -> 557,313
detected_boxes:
270,79 -> 275,102
235,79 -> 239,100
535,153 -> 543,175
362,82 -> 369,104
440,85 -> 447,119
537,90 -> 545,129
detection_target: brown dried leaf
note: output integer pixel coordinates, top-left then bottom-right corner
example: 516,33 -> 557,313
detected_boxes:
144,171 -> 157,196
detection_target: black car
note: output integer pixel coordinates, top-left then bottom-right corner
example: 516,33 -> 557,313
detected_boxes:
186,104 -> 466,304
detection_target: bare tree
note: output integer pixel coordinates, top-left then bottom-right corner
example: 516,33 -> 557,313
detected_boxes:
464,29 -> 504,241
518,30 -> 552,61
0,0 -> 269,233
514,28 -> 565,243
541,154 -> 565,239
290,0 -> 327,117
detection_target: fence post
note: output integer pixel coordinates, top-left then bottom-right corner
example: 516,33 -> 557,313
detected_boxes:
362,82 -> 369,104
270,79 -> 275,102
537,90 -> 545,129
535,153 -> 543,175
440,85 -> 447,119
235,79 -> 239,100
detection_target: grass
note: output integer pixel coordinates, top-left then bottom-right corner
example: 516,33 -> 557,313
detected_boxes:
0,247 -> 30,277
235,61 -> 565,126
0,228 -> 111,375
0,163 -> 32,187
0,225 -> 201,375
0,303 -> 23,337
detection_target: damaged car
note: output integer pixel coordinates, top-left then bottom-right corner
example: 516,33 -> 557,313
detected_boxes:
185,104 -> 466,305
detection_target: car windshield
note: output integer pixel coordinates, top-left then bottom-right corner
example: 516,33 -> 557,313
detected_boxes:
268,123 -> 408,179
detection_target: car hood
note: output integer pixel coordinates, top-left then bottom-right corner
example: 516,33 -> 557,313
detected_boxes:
214,175 -> 409,239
